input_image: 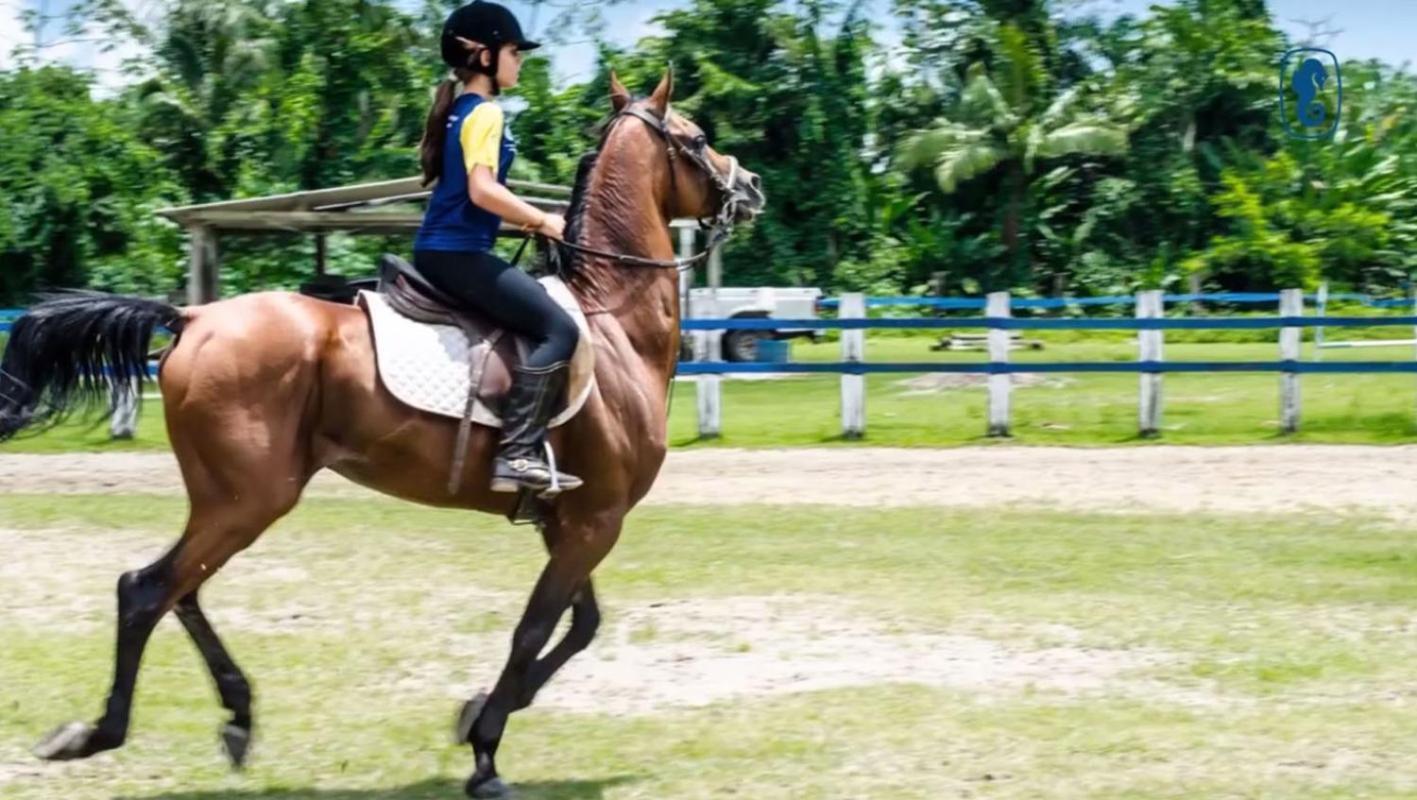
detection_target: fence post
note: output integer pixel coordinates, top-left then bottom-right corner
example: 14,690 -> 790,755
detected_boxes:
695,329 -> 723,439
840,292 -> 866,439
1137,289 -> 1164,438
1410,282 -> 1417,415
678,227 -> 696,352
109,378 -> 139,440
679,226 -> 695,322
186,224 -> 219,304
1280,288 -> 1303,434
986,291 -> 1011,437
1314,281 -> 1327,360
690,237 -> 722,440
706,247 -> 724,385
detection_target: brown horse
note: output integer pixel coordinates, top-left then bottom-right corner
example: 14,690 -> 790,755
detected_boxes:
0,70 -> 764,798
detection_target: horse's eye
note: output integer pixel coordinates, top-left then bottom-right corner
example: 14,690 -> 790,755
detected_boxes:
692,134 -> 708,149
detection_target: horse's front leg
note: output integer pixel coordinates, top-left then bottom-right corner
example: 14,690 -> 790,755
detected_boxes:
461,517 -> 620,799
515,581 -> 600,710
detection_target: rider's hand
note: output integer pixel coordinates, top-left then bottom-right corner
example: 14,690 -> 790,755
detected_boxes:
536,212 -> 566,241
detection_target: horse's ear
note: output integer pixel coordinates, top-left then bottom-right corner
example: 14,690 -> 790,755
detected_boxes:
609,71 -> 631,112
648,65 -> 673,118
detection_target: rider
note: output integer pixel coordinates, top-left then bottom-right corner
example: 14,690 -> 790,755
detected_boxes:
415,1 -> 582,496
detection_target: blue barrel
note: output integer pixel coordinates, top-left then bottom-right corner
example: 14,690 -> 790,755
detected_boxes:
755,338 -> 791,363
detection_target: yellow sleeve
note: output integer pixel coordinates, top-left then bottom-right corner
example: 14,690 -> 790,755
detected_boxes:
460,102 -> 504,174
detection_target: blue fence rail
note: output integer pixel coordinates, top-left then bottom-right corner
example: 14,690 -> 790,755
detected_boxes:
814,292 -> 1415,310
678,360 -> 1417,375
8,291 -> 1417,440
5,291 -> 1411,330
680,289 -> 1417,439
681,315 -> 1417,331
680,315 -> 1417,375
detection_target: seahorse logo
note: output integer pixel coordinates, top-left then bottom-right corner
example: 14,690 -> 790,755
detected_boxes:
1292,57 -> 1328,127
1279,48 -> 1341,140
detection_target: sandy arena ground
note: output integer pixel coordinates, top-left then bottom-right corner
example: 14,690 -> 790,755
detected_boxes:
0,443 -> 1407,780
1,444 -> 1413,518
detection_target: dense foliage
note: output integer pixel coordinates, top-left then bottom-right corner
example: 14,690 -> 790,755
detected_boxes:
2,0 -> 1413,304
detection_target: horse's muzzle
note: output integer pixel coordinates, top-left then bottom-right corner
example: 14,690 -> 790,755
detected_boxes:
732,169 -> 766,222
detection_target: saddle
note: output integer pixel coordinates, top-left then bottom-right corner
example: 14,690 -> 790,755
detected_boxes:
334,255 -> 596,513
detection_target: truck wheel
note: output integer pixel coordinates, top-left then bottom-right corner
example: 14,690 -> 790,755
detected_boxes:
723,330 -> 764,362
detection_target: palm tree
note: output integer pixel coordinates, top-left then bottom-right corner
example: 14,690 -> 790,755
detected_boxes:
900,36 -> 1129,278
132,0 -> 280,201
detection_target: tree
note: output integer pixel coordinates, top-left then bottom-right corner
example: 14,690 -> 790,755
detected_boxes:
900,50 -> 1128,287
0,65 -> 186,304
599,0 -> 881,290
1185,59 -> 1417,291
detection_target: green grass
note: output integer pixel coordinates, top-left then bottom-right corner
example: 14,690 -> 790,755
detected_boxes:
4,496 -> 1417,798
8,337 -> 1417,453
0,397 -> 172,453
673,336 -> 1417,446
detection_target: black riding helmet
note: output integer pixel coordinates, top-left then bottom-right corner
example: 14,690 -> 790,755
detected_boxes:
440,1 -> 540,72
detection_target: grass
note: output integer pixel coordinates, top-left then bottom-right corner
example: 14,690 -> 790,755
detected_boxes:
3,495 -> 1417,798
7,336 -> 1417,453
668,336 -> 1417,446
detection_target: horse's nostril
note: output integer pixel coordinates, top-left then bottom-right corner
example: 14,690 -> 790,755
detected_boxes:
749,174 -> 762,192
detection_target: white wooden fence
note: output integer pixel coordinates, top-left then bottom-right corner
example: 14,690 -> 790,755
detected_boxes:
685,287 -> 1357,440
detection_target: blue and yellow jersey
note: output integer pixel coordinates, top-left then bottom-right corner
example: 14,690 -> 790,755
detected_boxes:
415,92 -> 516,253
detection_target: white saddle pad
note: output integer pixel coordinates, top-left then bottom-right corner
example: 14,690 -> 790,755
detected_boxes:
359,277 -> 596,428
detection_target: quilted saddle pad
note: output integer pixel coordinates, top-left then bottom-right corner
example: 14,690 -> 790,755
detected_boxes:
358,277 -> 596,429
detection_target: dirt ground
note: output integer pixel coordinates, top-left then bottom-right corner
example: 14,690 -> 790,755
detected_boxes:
0,522 -> 1216,719
1,443 -> 1314,723
1,444 -> 1414,518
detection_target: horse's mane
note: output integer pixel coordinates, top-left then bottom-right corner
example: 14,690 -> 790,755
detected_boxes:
547,107 -> 642,281
550,148 -> 602,278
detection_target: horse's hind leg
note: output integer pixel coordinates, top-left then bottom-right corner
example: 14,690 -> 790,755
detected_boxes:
175,592 -> 254,766
32,497 -> 293,763
32,293 -> 325,764
32,542 -> 185,761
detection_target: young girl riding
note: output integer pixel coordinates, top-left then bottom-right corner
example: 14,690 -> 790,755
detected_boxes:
415,1 -> 582,497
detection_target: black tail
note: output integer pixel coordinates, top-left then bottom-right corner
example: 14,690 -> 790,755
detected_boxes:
0,291 -> 184,441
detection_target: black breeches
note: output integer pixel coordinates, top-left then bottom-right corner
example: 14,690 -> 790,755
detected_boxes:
414,249 -> 580,369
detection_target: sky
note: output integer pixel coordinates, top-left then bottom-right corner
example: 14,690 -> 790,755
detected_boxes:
0,0 -> 1411,92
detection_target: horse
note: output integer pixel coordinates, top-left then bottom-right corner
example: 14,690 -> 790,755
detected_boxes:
0,69 -> 765,799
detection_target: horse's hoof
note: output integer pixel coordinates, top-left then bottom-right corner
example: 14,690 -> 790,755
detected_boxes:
220,722 -> 251,769
33,721 -> 108,761
454,690 -> 490,745
466,774 -> 511,799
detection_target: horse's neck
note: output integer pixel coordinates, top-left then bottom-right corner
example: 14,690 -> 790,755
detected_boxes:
567,169 -> 681,377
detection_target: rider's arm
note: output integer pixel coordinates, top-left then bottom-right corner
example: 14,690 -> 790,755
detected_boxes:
462,103 -> 557,237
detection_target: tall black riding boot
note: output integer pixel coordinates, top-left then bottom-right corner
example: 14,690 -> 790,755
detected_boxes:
490,361 -> 583,497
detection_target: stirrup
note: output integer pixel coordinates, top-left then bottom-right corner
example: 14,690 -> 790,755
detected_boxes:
539,441 -> 565,499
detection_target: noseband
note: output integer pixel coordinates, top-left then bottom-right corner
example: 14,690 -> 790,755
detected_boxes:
544,104 -> 752,273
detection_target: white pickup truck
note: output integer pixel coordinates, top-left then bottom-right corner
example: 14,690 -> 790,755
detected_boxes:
683,286 -> 826,362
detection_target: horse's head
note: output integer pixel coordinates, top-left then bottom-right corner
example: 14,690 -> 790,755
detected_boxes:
608,69 -> 766,228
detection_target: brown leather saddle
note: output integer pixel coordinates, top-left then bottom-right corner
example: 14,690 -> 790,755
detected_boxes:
373,254 -> 525,403
305,256 -> 591,525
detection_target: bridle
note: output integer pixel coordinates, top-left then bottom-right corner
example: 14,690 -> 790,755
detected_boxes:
539,104 -> 753,274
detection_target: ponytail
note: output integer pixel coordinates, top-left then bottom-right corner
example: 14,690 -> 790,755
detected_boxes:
419,76 -> 459,186
419,68 -> 475,186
